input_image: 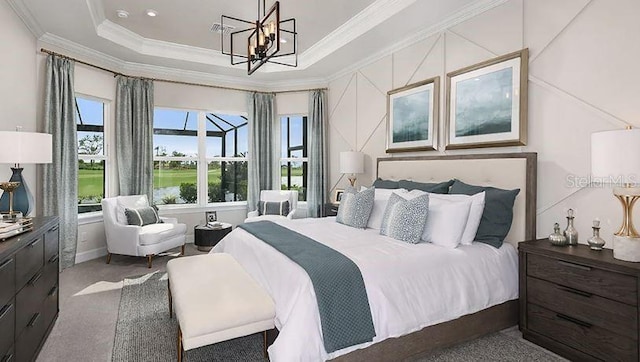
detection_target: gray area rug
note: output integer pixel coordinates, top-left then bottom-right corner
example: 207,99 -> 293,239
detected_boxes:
112,272 -> 563,362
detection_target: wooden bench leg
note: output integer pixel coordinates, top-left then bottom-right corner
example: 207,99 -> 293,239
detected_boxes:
147,254 -> 153,268
168,279 -> 173,318
177,326 -> 183,362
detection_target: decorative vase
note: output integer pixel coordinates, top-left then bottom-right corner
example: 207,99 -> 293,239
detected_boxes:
549,223 -> 568,246
587,219 -> 606,251
564,209 -> 578,246
0,168 -> 32,216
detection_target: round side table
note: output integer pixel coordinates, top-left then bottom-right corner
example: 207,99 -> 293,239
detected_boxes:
194,223 -> 232,252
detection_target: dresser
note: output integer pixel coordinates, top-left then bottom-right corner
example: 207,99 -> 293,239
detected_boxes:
519,239 -> 640,361
0,217 -> 59,362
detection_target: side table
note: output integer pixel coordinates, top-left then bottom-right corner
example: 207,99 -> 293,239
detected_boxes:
324,203 -> 339,217
194,223 -> 232,252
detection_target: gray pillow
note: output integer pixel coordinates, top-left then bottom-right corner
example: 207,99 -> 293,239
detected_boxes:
398,179 -> 453,194
336,187 -> 375,229
372,178 -> 399,189
379,193 -> 429,244
257,200 -> 290,216
449,179 -> 520,248
125,205 -> 161,226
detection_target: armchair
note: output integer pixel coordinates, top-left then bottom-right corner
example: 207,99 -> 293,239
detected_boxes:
246,190 -> 307,222
102,195 -> 187,268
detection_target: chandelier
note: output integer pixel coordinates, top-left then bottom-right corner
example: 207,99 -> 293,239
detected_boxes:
221,0 -> 298,75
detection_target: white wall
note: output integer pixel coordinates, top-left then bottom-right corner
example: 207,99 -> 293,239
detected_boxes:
327,0 -> 640,247
0,1 -> 37,203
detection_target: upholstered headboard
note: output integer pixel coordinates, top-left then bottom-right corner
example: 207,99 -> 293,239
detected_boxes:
377,153 -> 537,247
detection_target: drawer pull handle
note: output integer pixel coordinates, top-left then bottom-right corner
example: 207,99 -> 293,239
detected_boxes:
48,254 -> 59,264
0,304 -> 12,319
49,226 -> 59,232
2,353 -> 14,362
0,258 -> 11,269
28,272 -> 42,286
27,312 -> 40,327
48,286 -> 58,297
28,239 -> 40,248
557,313 -> 592,328
557,285 -> 593,298
558,261 -> 591,271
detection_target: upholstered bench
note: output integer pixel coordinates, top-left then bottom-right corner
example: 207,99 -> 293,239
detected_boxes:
166,253 -> 275,362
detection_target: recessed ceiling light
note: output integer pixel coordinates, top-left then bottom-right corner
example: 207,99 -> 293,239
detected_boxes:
146,9 -> 158,17
116,10 -> 129,18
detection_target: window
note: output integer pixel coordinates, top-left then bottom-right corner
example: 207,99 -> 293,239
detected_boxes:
152,109 -> 248,206
280,116 -> 307,201
76,97 -> 107,213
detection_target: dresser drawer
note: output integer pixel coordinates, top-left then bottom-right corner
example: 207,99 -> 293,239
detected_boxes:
528,303 -> 637,361
0,258 -> 15,308
43,284 -> 58,330
15,268 -> 47,335
527,253 -> 637,305
1,345 -> 14,362
0,301 -> 15,361
15,238 -> 43,290
527,277 -> 637,338
15,308 -> 46,362
44,226 -> 59,263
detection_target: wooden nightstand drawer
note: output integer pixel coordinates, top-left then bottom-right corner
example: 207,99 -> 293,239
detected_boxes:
528,304 -> 637,361
527,277 -> 637,338
527,253 -> 637,305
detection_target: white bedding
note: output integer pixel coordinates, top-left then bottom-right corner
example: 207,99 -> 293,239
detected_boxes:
211,217 -> 518,361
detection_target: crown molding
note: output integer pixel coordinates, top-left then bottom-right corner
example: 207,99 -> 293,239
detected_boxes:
85,0 -> 105,29
7,0 -> 44,38
38,33 -> 327,91
327,0 -> 509,82
300,0 -> 418,68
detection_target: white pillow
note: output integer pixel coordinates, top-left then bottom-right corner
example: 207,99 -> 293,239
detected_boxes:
360,187 -> 408,229
116,195 -> 150,225
429,192 -> 486,245
421,197 -> 472,248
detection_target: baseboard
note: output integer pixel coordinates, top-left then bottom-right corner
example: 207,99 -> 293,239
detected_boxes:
75,247 -> 108,264
75,236 -> 195,264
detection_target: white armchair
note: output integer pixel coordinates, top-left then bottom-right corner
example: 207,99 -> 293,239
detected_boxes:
246,190 -> 307,222
102,195 -> 187,268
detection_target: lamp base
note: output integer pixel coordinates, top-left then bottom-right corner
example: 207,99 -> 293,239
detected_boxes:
613,235 -> 640,262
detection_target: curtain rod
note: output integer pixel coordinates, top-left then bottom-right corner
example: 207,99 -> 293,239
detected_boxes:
39,48 -> 327,94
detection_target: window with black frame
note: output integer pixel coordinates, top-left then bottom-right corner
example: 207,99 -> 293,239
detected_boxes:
280,115 -> 308,201
76,97 -> 107,214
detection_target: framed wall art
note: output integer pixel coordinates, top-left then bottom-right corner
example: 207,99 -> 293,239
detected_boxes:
445,48 -> 528,149
386,77 -> 439,152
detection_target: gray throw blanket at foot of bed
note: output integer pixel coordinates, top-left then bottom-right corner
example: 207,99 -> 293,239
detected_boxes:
238,221 -> 376,353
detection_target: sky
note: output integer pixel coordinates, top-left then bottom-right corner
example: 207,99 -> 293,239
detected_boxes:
76,97 -> 305,159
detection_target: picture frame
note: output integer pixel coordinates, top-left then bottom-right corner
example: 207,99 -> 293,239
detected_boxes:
445,48 -> 528,149
331,189 -> 344,204
386,77 -> 440,153
205,211 -> 217,224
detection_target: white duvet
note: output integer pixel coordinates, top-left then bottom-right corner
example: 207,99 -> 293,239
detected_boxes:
211,217 -> 518,361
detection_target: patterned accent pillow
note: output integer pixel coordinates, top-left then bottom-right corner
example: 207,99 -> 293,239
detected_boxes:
257,200 -> 290,216
336,187 -> 375,229
380,193 -> 430,244
124,205 -> 162,226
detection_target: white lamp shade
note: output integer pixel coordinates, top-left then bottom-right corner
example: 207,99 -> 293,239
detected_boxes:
591,129 -> 640,183
0,131 -> 53,164
340,151 -> 364,174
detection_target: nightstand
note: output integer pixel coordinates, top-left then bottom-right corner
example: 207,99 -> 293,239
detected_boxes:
324,203 -> 339,217
194,223 -> 232,252
519,239 -> 640,361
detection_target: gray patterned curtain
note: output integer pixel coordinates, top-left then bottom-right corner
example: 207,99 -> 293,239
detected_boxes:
115,76 -> 154,201
307,89 -> 328,217
247,92 -> 276,212
43,54 -> 78,269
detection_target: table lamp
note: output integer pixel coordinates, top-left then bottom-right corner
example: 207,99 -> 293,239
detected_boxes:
340,151 -> 364,187
0,129 -> 53,219
591,127 -> 640,262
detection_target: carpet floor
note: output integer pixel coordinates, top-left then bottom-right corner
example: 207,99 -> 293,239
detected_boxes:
113,270 -> 565,362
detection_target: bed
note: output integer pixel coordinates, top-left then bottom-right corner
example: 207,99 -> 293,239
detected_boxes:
212,152 -> 537,361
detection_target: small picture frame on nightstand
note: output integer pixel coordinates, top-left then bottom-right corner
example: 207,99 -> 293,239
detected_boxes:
206,211 -> 217,224
332,189 -> 344,204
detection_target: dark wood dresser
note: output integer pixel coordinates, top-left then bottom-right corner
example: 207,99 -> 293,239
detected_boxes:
0,217 -> 59,362
519,239 -> 639,361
